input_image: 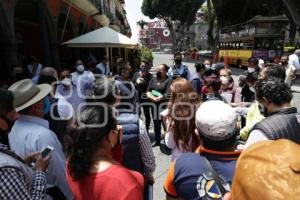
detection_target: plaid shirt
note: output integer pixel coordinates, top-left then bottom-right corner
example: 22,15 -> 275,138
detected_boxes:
139,120 -> 156,176
0,144 -> 47,200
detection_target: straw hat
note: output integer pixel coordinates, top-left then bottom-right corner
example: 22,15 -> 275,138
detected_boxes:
231,139 -> 300,200
8,79 -> 51,112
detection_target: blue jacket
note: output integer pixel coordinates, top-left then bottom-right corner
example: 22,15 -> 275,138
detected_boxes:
117,113 -> 144,173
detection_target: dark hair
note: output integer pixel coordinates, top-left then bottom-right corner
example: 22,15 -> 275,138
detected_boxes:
213,62 -> 225,76
204,75 -> 221,92
93,77 -> 118,105
195,63 -> 205,72
246,72 -> 258,84
203,69 -> 214,77
0,89 -> 14,115
141,59 -> 150,66
201,132 -> 237,151
263,63 -> 286,81
161,64 -> 169,72
248,57 -> 258,65
66,105 -> 117,180
255,78 -> 292,106
174,52 -> 182,57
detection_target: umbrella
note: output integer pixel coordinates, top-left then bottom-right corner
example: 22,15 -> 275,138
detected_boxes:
63,27 -> 137,48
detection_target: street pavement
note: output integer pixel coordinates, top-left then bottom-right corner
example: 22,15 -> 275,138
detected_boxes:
149,52 -> 300,200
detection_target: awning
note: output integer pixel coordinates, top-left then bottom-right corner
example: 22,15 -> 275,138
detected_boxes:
63,26 -> 137,48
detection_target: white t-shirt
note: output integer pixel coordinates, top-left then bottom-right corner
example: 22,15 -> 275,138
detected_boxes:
244,129 -> 269,149
165,130 -> 193,161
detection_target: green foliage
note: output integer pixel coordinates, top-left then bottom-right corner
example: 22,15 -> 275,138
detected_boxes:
140,47 -> 154,62
142,0 -> 205,26
212,0 -> 284,27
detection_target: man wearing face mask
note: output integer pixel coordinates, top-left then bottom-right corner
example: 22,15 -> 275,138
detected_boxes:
37,67 -> 73,146
247,57 -> 260,73
0,89 -> 16,147
168,52 -> 191,80
71,59 -> 95,100
115,64 -> 139,113
132,60 -> 153,132
57,70 -> 83,114
244,78 -> 299,148
147,64 -> 171,147
0,88 -> 51,200
203,59 -> 212,70
8,79 -> 73,199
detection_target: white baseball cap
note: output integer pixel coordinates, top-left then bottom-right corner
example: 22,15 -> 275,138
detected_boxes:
196,100 -> 237,141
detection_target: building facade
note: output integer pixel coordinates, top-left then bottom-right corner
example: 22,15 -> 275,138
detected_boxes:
0,0 -> 130,84
139,20 -> 172,50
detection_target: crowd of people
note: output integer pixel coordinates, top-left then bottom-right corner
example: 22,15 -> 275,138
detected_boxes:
0,49 -> 299,200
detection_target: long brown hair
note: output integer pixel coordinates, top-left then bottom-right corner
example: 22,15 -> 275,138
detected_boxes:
168,78 -> 201,151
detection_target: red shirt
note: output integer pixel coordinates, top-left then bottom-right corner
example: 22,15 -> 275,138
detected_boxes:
67,164 -> 144,200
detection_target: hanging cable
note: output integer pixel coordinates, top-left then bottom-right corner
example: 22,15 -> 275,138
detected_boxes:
61,0 -> 73,42
82,15 -> 88,35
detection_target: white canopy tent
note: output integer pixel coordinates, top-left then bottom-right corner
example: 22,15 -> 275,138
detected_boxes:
63,27 -> 138,71
63,27 -> 137,48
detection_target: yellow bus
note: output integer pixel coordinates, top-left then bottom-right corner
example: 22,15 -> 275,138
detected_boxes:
217,15 -> 288,67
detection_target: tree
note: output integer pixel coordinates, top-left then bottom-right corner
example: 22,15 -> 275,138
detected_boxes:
142,0 -> 205,49
137,20 -> 147,30
201,0 -> 217,49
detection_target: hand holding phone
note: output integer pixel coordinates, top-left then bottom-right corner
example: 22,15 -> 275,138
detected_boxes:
30,146 -> 53,170
41,146 -> 54,158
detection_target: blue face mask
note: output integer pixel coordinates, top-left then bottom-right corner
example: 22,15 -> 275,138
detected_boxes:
43,98 -> 51,115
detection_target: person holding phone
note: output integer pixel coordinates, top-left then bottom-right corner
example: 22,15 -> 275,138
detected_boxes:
66,105 -> 144,200
0,88 -> 51,200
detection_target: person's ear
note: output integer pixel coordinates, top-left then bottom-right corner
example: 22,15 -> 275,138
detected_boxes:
261,97 -> 270,106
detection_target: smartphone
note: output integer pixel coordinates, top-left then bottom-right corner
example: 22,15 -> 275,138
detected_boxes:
41,146 -> 54,158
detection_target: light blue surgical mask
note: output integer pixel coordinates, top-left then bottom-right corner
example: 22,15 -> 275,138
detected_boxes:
43,97 -> 51,115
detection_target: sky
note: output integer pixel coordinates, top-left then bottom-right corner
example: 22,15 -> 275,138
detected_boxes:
124,0 -> 155,42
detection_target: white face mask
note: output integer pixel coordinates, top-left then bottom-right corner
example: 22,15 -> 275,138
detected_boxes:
248,67 -> 255,73
205,64 -> 211,70
220,76 -> 229,85
61,78 -> 72,86
249,86 -> 256,93
76,65 -> 85,73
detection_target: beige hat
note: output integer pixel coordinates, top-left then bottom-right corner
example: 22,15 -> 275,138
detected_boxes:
231,139 -> 300,200
8,79 -> 51,112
